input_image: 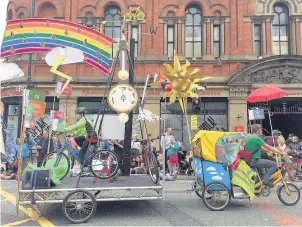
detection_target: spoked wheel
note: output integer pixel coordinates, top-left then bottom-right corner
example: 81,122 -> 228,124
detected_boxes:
202,183 -> 231,211
146,151 -> 159,184
41,152 -> 70,181
193,181 -> 203,199
90,150 -> 119,179
62,190 -> 97,224
277,182 -> 301,206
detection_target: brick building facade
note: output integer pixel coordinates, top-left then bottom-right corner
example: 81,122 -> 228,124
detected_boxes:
2,0 -> 302,145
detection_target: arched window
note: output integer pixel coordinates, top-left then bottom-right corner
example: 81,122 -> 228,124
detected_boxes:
272,3 -> 289,55
7,9 -> 13,20
185,5 -> 202,58
17,13 -> 25,19
86,11 -> 94,27
104,5 -> 121,58
38,2 -> 57,18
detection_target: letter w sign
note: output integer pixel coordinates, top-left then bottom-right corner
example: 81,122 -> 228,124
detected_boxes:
149,25 -> 158,35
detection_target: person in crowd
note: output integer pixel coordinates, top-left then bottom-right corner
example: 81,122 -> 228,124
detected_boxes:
288,136 -> 302,155
102,138 -> 112,150
131,156 -> 145,174
245,124 -> 284,188
263,130 -> 283,161
131,133 -> 140,150
113,140 -> 124,170
62,107 -> 97,166
167,135 -> 180,175
161,128 -> 173,172
52,136 -> 62,152
36,130 -> 53,167
286,134 -> 294,146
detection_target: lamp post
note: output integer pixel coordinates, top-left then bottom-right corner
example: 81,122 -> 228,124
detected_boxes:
27,0 -> 35,90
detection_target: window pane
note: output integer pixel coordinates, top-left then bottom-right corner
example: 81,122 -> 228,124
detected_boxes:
272,13 -> 279,24
213,42 -> 220,57
280,26 -> 288,41
193,26 -> 202,41
194,14 -> 202,25
185,42 -> 193,58
254,25 -> 261,40
186,14 -> 193,25
112,29 -> 120,39
189,7 -> 198,14
167,27 -> 174,42
272,26 -> 279,41
112,43 -> 118,57
131,26 -> 138,40
193,42 -> 202,57
280,42 -> 288,54
274,5 -> 283,13
280,13 -> 288,24
214,26 -> 220,41
255,41 -> 261,56
273,42 -> 280,55
185,27 -> 193,41
168,43 -> 174,57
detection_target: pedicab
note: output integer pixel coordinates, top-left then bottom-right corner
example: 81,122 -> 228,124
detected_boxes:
190,130 -> 301,211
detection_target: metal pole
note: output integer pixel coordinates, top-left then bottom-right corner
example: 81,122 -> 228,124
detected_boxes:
121,38 -> 135,175
27,0 -> 35,90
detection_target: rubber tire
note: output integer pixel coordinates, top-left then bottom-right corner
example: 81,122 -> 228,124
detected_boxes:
202,182 -> 231,211
90,150 -> 119,179
146,151 -> 159,184
62,190 -> 97,224
277,182 -> 301,206
41,151 -> 70,181
193,181 -> 203,199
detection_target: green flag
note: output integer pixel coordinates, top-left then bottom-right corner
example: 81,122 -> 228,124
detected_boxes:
28,90 -> 46,102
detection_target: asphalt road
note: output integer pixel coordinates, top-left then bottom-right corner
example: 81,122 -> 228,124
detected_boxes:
1,178 -> 302,226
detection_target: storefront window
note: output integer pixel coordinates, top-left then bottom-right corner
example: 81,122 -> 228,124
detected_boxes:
7,105 -> 20,141
161,98 -> 228,149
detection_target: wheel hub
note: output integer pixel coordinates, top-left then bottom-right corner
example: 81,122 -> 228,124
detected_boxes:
75,203 -> 84,210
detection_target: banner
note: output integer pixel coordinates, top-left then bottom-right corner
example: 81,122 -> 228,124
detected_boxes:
28,100 -> 46,118
56,82 -> 72,96
191,115 -> 198,130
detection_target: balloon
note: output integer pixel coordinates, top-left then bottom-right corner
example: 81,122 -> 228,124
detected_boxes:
165,84 -> 172,92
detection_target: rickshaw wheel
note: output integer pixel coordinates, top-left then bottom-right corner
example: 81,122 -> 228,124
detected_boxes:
62,190 -> 97,224
193,181 -> 203,199
202,182 -> 230,211
277,182 -> 300,206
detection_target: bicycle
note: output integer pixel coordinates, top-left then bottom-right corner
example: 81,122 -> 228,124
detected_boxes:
41,134 -> 119,181
124,6 -> 145,21
253,154 -> 300,206
139,137 -> 159,184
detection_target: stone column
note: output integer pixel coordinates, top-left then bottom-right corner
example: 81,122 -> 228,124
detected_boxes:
174,20 -> 178,54
206,18 -> 211,55
221,18 -> 225,55
163,23 -> 167,55
251,18 -> 255,55
295,17 -> 301,54
265,17 -> 273,55
228,88 -> 249,132
290,16 -> 296,54
181,18 -> 185,56
59,97 -> 77,125
261,17 -> 266,56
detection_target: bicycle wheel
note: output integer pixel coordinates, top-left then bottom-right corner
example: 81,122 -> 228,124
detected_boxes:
136,12 -> 145,20
62,189 -> 97,224
277,182 -> 300,206
41,152 -> 70,181
193,181 -> 203,199
90,150 -> 119,179
146,151 -> 159,184
202,183 -> 230,211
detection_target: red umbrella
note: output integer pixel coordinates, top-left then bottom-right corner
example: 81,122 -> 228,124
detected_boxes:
246,86 -> 288,103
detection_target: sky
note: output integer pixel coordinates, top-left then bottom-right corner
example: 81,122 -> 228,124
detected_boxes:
0,0 -> 8,46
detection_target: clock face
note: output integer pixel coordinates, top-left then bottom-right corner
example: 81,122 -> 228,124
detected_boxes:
108,84 -> 139,113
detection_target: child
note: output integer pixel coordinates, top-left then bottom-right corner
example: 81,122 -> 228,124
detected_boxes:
53,136 -> 62,152
167,136 -> 180,175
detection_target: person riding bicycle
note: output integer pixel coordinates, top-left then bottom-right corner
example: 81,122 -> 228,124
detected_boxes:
245,124 -> 284,188
62,107 -> 97,165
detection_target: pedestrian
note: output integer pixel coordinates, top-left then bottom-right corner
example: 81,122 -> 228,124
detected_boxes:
161,128 -> 173,172
36,130 -> 53,167
167,135 -> 180,175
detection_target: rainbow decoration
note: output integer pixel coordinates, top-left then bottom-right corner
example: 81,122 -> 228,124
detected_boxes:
1,19 -> 114,74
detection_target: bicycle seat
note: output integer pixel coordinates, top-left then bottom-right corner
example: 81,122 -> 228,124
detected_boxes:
87,138 -> 98,144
